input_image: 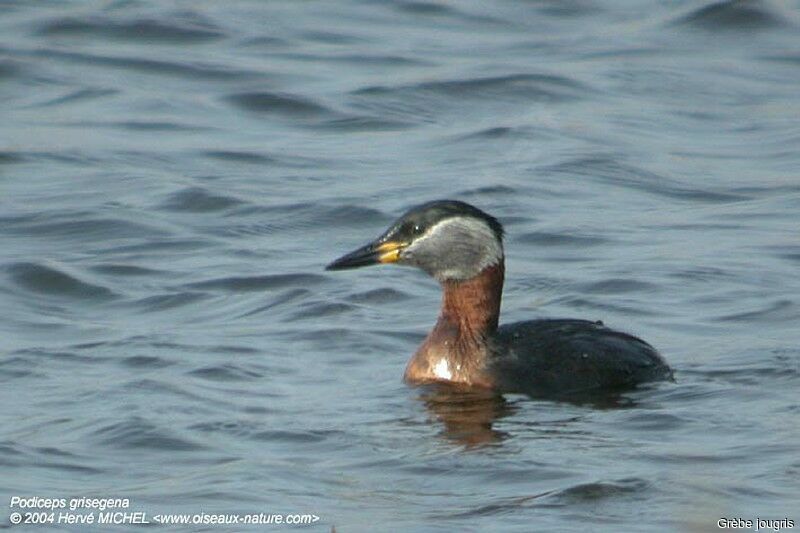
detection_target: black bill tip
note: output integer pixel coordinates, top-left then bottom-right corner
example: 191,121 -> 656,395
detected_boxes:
326,241 -> 403,271
325,242 -> 380,271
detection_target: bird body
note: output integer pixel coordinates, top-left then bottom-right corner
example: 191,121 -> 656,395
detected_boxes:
327,200 -> 671,397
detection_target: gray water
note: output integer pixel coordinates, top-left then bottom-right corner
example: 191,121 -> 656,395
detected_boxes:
2,1 -> 799,531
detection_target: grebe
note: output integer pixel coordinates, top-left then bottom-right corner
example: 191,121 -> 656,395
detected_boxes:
326,200 -> 672,396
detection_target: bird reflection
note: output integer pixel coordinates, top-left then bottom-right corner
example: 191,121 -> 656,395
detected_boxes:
416,384 -> 515,447
416,384 -> 640,447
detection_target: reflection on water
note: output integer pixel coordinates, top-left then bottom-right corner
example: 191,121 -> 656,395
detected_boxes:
417,385 -> 515,447
417,383 -> 640,448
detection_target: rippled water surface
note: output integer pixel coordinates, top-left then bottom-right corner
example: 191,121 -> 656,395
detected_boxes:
2,1 -> 799,531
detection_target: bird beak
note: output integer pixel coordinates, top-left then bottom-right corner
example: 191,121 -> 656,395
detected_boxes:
326,239 -> 405,271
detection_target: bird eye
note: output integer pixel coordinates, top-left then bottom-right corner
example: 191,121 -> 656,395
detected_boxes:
412,224 -> 422,235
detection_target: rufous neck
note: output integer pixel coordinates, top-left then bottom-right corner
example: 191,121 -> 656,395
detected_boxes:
439,261 -> 504,340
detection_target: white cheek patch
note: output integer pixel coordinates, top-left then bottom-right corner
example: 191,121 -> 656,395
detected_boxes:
433,359 -> 452,380
411,216 -> 503,279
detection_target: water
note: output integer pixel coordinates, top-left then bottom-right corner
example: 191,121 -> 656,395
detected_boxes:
1,0 -> 799,531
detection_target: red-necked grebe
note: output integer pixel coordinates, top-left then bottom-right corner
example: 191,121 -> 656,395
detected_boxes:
326,200 -> 672,396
